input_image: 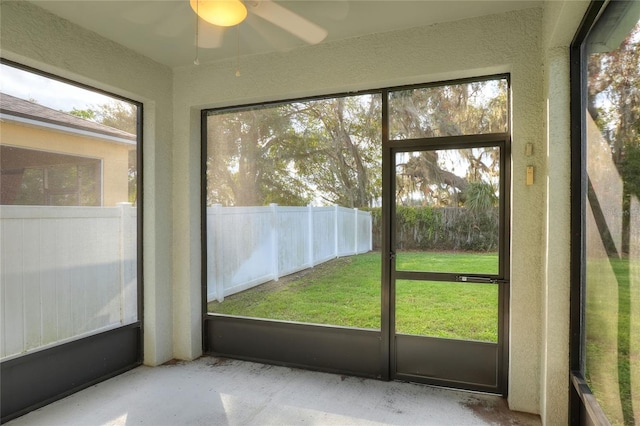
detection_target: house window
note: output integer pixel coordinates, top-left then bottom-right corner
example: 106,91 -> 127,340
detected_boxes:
572,2 -> 640,424
1,146 -> 101,206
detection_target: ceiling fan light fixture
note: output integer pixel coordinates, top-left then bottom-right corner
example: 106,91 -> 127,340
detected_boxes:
190,0 -> 247,27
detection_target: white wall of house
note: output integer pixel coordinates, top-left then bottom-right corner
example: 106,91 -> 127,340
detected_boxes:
0,0 -> 590,423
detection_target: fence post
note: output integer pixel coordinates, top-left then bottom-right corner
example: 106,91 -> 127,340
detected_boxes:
270,203 -> 279,281
369,212 -> 373,251
354,208 -> 359,255
212,204 -> 225,302
308,205 -> 314,268
334,204 -> 339,258
117,202 -> 133,323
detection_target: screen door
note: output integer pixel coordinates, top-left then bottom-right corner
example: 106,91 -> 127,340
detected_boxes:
387,138 -> 509,393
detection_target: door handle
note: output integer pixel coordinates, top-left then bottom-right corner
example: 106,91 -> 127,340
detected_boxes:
456,276 -> 498,284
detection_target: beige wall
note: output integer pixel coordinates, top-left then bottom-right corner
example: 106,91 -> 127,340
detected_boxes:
1,0 -> 594,423
173,5 -> 547,414
170,3 -> 587,422
540,1 -> 590,424
1,122 -> 131,206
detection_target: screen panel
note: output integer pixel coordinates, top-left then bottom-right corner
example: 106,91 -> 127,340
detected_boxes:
205,94 -> 383,330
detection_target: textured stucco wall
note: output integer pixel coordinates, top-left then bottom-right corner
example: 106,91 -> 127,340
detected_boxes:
541,45 -> 572,426
173,6 -> 546,415
540,1 -> 590,424
0,1 -> 175,366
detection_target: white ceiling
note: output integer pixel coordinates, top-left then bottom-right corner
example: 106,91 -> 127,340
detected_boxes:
31,1 -> 542,68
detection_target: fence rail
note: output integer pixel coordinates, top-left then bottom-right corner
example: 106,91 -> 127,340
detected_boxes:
0,204 -> 137,360
207,204 -> 372,302
1,203 -> 372,358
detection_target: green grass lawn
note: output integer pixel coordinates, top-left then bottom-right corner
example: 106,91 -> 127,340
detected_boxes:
396,250 -> 499,274
585,256 -> 639,426
208,251 -> 499,342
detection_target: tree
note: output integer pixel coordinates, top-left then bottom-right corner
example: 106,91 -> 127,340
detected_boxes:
68,102 -> 137,134
207,106 -> 312,207
206,95 -> 382,208
585,21 -> 639,426
464,181 -> 498,217
588,21 -> 640,256
288,96 -> 382,208
206,80 -> 507,210
67,101 -> 138,203
391,80 -> 506,207
69,107 -> 96,121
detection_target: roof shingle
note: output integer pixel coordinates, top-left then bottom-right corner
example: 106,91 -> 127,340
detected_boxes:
0,93 -> 136,142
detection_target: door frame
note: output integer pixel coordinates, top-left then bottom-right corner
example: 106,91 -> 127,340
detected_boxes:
381,132 -> 511,394
202,75 -> 511,394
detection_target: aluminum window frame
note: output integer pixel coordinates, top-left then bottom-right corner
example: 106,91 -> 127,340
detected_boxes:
0,58 -> 144,422
201,74 -> 511,392
568,1 -> 637,424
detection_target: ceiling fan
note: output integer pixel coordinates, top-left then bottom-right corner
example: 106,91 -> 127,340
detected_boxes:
191,0 -> 328,47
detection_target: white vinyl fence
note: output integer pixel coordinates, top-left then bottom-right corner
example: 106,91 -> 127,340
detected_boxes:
0,203 -> 137,360
207,204 -> 372,302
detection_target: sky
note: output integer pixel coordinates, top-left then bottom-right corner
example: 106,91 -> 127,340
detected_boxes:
0,63 -> 127,113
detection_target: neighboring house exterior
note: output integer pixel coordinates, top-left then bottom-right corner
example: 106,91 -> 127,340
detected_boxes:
0,93 -> 135,206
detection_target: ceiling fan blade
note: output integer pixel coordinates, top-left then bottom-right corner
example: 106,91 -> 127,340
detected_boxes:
152,4 -> 223,48
197,20 -> 226,48
248,0 -> 328,45
243,13 -> 294,52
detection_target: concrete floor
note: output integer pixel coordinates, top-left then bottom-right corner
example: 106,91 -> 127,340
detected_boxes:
8,357 -> 541,426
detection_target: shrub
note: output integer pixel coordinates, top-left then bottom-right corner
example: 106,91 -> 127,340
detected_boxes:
368,206 -> 498,251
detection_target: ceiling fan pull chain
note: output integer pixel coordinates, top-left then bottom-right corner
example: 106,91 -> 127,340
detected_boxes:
194,0 -> 200,65
235,25 -> 241,77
